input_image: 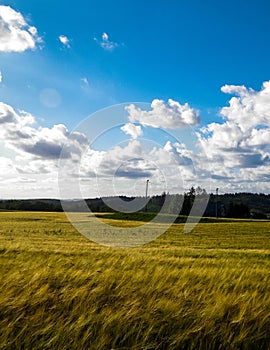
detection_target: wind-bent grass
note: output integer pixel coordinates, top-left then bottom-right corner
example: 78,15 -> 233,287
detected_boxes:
0,212 -> 269,349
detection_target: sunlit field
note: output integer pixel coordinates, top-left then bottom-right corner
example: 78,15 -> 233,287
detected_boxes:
0,212 -> 269,349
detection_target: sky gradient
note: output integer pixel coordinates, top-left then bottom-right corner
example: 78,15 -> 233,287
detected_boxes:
1,0 -> 270,198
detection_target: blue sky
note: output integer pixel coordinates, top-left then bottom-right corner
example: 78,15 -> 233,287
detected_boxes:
1,0 -> 270,198
2,0 -> 270,128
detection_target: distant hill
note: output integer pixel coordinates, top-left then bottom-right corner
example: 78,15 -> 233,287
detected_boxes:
0,192 -> 269,219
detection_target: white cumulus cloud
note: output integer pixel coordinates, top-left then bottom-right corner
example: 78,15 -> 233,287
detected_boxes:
121,123 -> 143,139
0,5 -> 42,52
197,81 -> 270,191
126,99 -> 200,129
0,102 -> 88,163
220,81 -> 270,131
59,35 -> 70,48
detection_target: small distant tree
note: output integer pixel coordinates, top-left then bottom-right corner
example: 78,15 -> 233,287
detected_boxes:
181,187 -> 195,215
180,186 -> 208,216
195,186 -> 207,196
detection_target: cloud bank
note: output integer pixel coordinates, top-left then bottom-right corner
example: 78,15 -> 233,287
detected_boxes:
1,82 -> 270,198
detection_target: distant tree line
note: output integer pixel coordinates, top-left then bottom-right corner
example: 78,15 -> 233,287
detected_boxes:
0,189 -> 269,219
0,199 -> 62,212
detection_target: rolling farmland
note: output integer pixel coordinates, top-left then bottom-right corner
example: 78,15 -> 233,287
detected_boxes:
0,212 -> 269,349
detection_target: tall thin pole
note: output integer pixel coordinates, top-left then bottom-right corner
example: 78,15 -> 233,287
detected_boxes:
145,180 -> 149,212
216,187 -> 219,218
146,179 -> 149,198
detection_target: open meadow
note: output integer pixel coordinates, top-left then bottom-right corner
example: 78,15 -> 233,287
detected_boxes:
0,211 -> 269,349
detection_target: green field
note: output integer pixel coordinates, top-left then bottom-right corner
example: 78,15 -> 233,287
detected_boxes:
0,212 -> 269,349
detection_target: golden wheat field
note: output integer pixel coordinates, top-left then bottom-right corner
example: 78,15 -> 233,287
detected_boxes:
0,211 -> 269,349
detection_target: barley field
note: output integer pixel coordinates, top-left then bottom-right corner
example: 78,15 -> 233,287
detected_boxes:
0,211 -> 269,349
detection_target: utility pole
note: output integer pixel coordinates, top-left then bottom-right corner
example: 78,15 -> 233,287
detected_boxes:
145,179 -> 149,212
216,188 -> 219,218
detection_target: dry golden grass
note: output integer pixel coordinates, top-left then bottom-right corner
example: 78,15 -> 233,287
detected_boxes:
0,211 -> 269,349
